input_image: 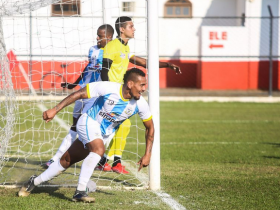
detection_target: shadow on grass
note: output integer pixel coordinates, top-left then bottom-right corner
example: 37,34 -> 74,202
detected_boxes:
262,142 -> 280,147
96,190 -> 115,195
262,155 -> 280,160
15,186 -> 71,201
92,174 -> 142,187
261,143 -> 280,160
7,157 -> 43,165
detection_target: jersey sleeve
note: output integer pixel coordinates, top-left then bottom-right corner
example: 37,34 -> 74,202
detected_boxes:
88,46 -> 94,62
86,81 -> 115,98
128,52 -> 134,59
103,42 -> 116,62
137,97 -> 152,122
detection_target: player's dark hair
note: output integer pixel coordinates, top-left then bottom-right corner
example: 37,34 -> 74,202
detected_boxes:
123,68 -> 146,84
98,24 -> 114,37
115,16 -> 132,36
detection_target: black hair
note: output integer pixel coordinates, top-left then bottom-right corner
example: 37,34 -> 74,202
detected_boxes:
98,24 -> 114,37
123,68 -> 146,84
115,16 -> 132,36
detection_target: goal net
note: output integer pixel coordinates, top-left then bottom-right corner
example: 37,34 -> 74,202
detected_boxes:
0,0 -> 155,190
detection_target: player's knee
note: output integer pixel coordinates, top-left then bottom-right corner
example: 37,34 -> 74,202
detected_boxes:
87,139 -> 105,156
60,154 -> 71,169
92,145 -> 105,157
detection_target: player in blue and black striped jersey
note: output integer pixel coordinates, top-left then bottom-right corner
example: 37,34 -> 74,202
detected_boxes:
42,24 -> 114,168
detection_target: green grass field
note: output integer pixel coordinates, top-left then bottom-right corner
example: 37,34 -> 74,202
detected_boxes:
1,101 -> 280,210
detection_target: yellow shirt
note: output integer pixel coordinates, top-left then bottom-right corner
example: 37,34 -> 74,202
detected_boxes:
103,38 -> 134,83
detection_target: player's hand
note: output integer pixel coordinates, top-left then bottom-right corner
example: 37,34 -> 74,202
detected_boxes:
137,154 -> 151,171
169,63 -> 182,75
61,82 -> 76,89
43,108 -> 57,123
61,82 -> 67,88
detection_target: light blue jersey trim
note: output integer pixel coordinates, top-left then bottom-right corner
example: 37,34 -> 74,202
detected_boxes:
79,46 -> 103,87
86,94 -> 111,120
86,115 -> 90,140
99,98 -> 128,135
132,105 -> 139,116
113,98 -> 129,115
97,48 -> 104,66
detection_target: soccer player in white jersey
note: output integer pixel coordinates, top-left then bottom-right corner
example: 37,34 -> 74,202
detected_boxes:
42,24 -> 114,168
18,68 -> 154,203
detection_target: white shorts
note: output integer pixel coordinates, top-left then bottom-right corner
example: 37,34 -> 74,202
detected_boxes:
76,113 -> 115,148
73,98 -> 96,118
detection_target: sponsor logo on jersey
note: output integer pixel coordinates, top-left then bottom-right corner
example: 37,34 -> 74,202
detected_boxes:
99,111 -> 116,123
124,107 -> 133,115
108,112 -> 119,117
120,53 -> 126,59
107,100 -> 114,105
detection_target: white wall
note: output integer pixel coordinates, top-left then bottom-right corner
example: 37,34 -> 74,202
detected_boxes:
2,0 -> 279,61
246,0 -> 279,58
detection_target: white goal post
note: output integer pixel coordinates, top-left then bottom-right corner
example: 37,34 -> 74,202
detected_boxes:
147,0 -> 160,191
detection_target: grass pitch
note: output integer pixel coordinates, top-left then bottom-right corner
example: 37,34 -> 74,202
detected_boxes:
1,101 -> 280,209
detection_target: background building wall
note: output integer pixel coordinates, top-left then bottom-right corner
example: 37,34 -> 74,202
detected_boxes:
3,0 -> 280,90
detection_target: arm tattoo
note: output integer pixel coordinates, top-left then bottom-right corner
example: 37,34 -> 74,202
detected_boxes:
146,134 -> 154,154
55,88 -> 87,113
55,105 -> 59,112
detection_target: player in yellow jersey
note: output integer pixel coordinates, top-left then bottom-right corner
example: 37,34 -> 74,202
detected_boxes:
97,16 -> 181,174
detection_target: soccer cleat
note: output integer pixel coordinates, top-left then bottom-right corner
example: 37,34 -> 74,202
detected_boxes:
95,163 -> 112,172
72,190 -> 95,203
111,163 -> 129,174
42,159 -> 54,169
18,175 -> 37,197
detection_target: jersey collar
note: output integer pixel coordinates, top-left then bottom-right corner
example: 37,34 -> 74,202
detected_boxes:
120,85 -> 129,101
117,37 -> 128,46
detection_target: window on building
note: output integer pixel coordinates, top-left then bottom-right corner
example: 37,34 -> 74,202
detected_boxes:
164,0 -> 192,18
122,2 -> 135,12
52,0 -> 80,17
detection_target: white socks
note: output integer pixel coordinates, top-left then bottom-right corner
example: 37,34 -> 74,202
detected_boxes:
34,160 -> 65,186
52,130 -> 77,162
77,152 -> 101,191
34,151 -> 101,191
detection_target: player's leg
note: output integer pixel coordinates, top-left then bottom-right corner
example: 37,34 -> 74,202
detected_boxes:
95,132 -> 116,171
18,139 -> 86,197
97,119 -> 131,173
42,100 -> 83,168
111,119 -> 131,174
72,113 -> 105,202
73,139 -> 103,202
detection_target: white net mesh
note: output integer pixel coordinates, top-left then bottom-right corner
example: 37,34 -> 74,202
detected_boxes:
0,0 -> 149,189
0,0 -> 61,16
0,17 -> 17,175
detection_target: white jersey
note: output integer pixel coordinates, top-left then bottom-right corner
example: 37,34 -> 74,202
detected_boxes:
86,81 -> 152,136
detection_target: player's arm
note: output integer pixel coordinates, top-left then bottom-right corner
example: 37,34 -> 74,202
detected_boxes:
129,56 -> 182,75
43,87 -> 88,122
137,119 -> 154,171
101,58 -> 112,81
61,65 -> 88,89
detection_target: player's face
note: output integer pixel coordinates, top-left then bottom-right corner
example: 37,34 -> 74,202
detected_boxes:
121,21 -> 135,39
96,29 -> 111,48
131,76 -> 146,100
